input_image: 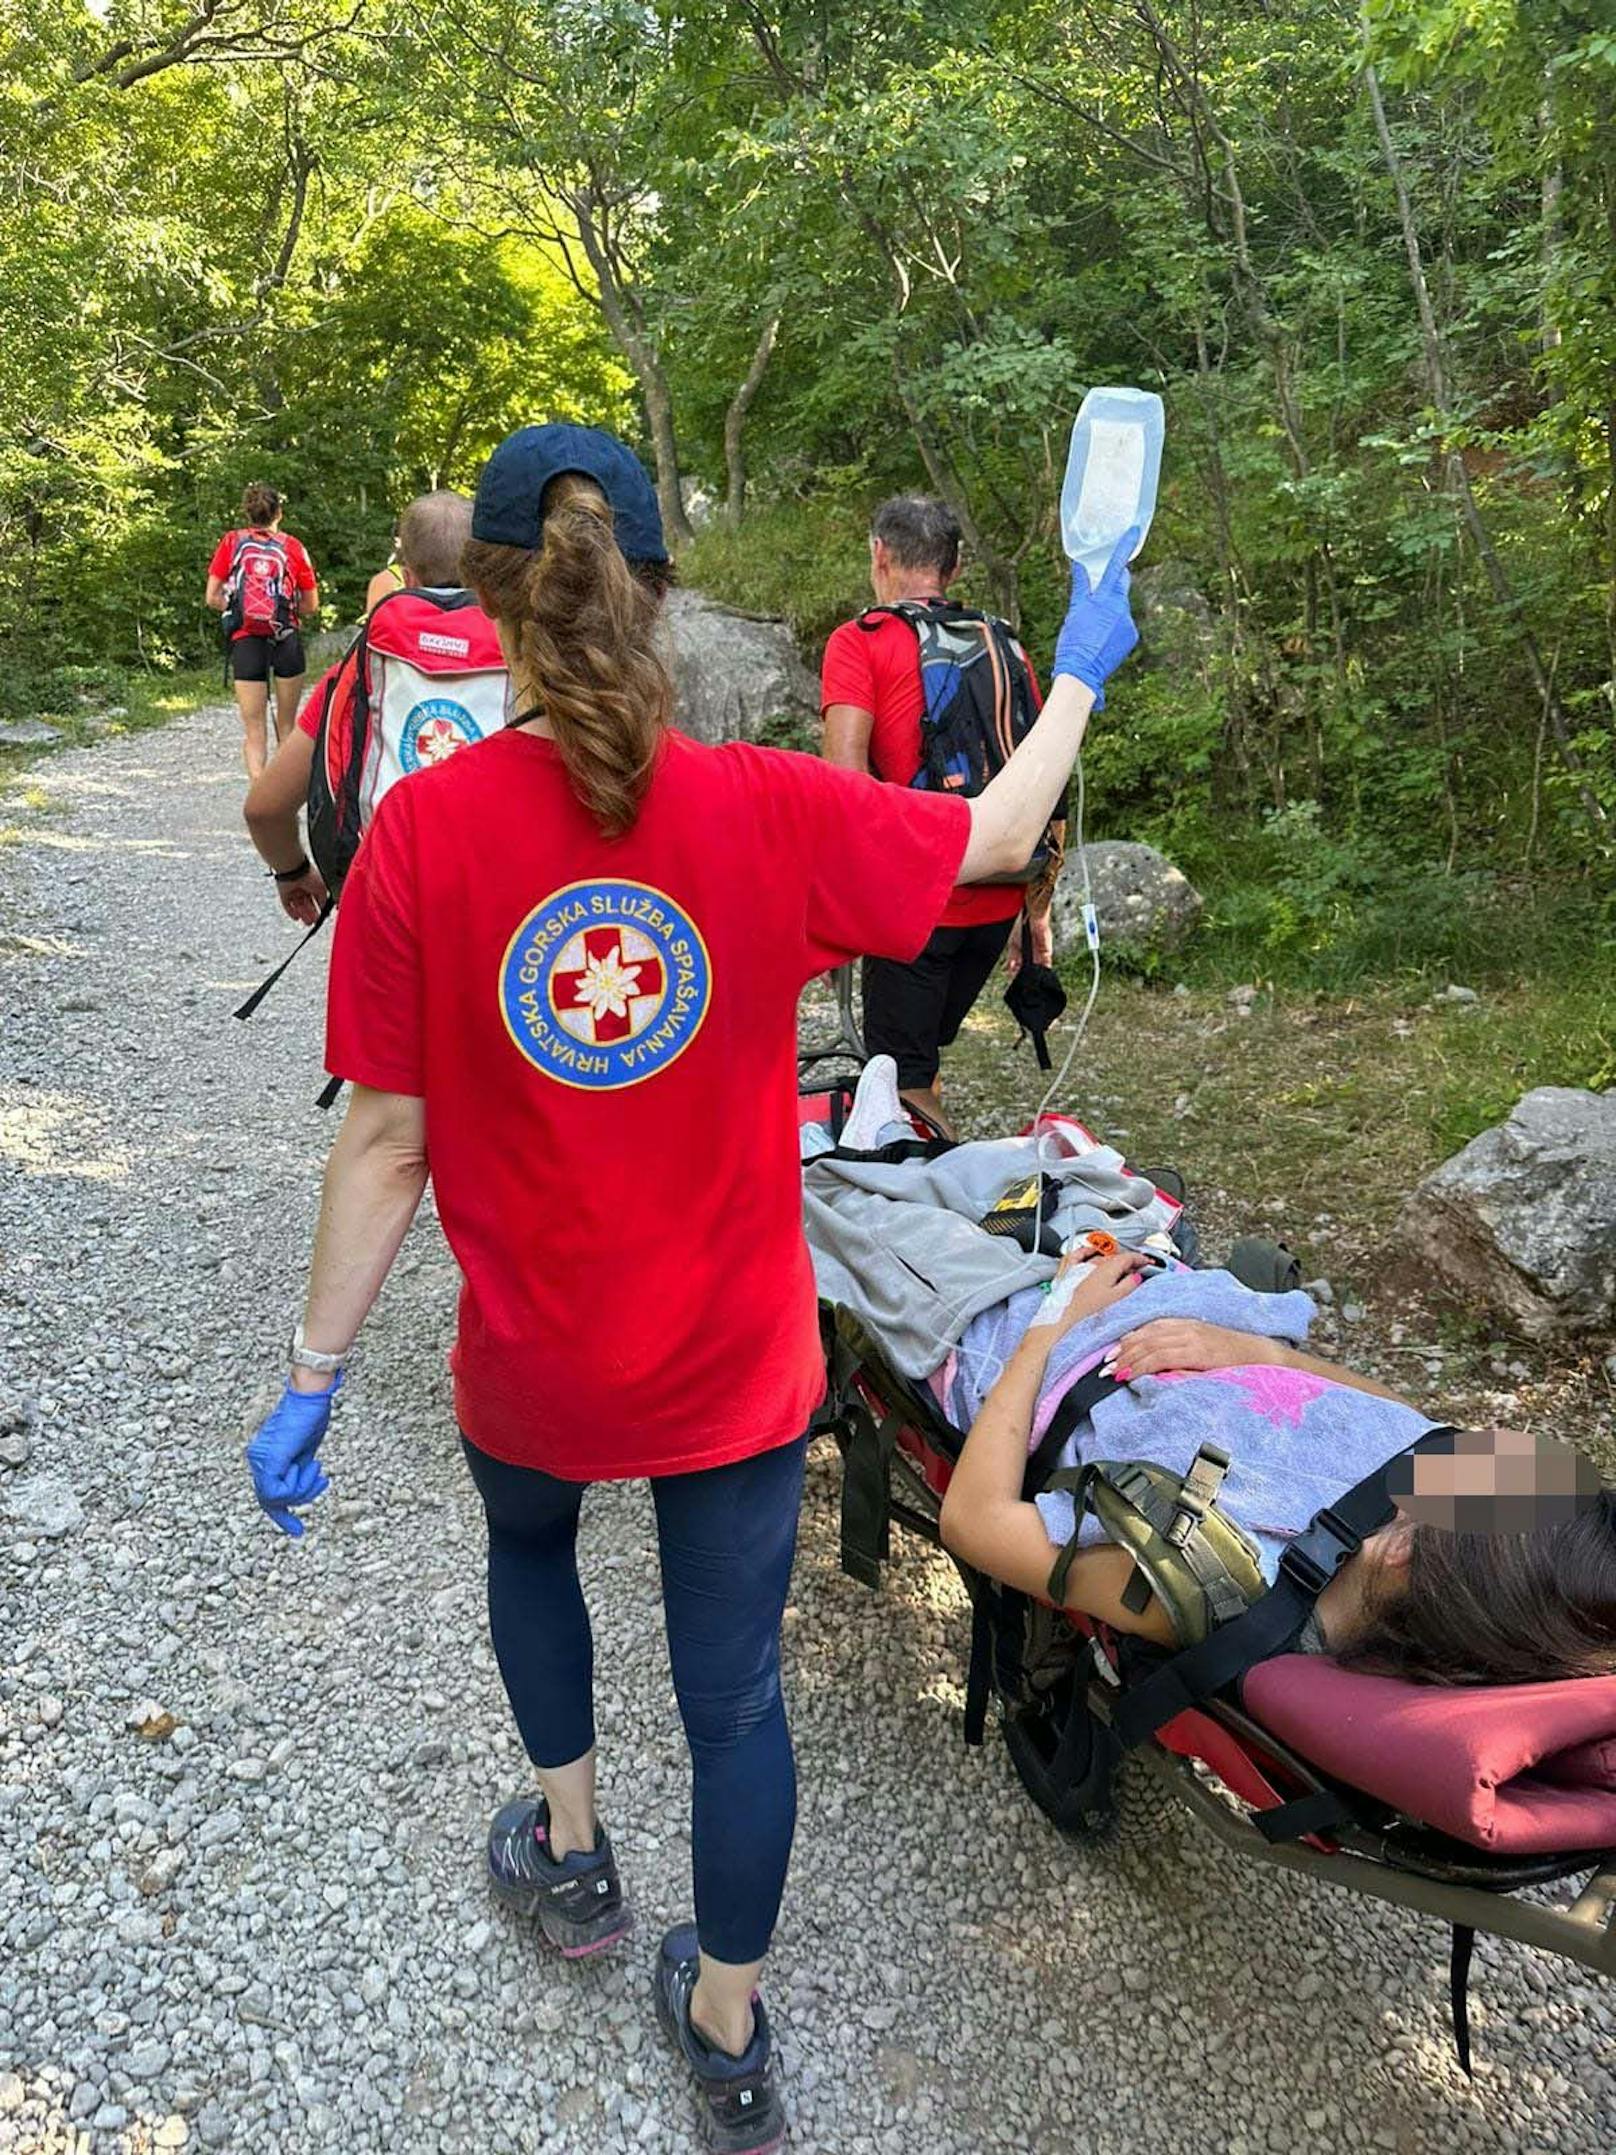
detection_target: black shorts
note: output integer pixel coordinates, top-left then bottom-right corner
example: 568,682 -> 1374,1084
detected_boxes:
861,915 -> 1018,1091
230,632 -> 306,682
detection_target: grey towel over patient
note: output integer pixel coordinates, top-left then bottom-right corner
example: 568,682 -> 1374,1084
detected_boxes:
802,1135 -> 1178,1377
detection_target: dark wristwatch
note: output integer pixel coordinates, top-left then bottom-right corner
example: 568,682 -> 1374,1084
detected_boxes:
271,855 -> 311,883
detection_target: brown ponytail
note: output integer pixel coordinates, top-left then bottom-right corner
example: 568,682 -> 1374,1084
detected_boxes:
463,475 -> 673,838
241,481 -> 282,528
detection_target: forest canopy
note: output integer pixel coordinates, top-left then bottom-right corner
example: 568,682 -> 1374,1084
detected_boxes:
4,0 -> 1614,942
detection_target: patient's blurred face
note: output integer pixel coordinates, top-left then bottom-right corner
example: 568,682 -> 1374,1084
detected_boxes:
1387,1427 -> 1601,1535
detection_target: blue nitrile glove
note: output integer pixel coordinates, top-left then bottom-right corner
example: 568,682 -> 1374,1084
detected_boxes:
1052,526 -> 1141,711
245,1373 -> 339,1537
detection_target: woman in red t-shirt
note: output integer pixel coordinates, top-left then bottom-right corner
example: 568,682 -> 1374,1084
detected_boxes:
242,423 -> 1139,2147
205,481 -> 319,779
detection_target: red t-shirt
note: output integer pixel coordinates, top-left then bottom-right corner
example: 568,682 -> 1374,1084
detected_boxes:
325,728 -> 970,1480
297,667 -> 335,739
209,529 -> 317,641
820,606 -> 1043,930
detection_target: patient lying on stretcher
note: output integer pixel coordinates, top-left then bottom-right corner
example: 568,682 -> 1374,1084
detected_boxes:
938,1248 -> 1616,1686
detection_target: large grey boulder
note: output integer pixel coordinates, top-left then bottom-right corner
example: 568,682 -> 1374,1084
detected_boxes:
1400,1087 -> 1616,1338
1132,559 -> 1216,677
1050,840 -> 1203,958
663,589 -> 818,746
301,626 -> 356,673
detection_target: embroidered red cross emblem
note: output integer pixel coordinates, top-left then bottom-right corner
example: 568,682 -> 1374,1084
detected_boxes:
551,927 -> 665,1045
414,715 -> 464,765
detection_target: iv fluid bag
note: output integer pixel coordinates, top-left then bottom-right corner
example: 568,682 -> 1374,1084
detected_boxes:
1060,387 -> 1164,583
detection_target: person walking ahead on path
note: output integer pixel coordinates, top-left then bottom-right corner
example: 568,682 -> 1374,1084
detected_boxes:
241,422 -> 1139,2152
206,482 -> 319,780
243,489 -> 487,927
821,495 -> 1054,1138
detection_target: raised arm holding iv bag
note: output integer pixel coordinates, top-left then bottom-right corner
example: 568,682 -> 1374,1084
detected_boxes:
1060,386 -> 1164,585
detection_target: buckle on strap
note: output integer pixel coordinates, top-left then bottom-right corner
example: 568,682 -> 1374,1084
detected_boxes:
1165,1443 -> 1231,1550
1281,1507 -> 1363,1596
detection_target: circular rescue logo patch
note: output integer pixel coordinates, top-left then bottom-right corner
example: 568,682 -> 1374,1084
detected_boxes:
400,696 -> 483,773
499,880 -> 712,1090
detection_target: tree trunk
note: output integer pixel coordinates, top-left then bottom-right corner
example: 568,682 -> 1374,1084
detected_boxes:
890,359 -> 1019,623
1364,61 -> 1605,832
723,310 -> 780,532
1539,100 -> 1563,384
568,197 -> 694,550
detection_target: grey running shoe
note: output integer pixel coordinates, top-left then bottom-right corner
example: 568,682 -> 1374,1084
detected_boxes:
653,1923 -> 786,2154
485,1796 -> 631,1959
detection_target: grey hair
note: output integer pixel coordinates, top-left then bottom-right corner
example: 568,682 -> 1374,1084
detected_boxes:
397,490 -> 474,588
870,494 -> 961,579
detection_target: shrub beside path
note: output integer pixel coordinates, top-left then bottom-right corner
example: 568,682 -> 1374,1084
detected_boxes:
1,705 -> 1612,2154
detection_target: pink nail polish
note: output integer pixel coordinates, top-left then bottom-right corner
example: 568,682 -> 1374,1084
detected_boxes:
1115,1366 -> 1132,1382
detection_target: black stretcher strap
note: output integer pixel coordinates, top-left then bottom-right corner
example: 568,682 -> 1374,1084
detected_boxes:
964,1364 -> 1124,1749
1110,1425 -> 1458,1751
1449,1923 -> 1476,2078
233,899 -> 334,1020
1252,1788 -> 1354,1845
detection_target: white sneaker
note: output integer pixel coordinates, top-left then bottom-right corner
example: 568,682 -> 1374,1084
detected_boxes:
840,1054 -> 904,1151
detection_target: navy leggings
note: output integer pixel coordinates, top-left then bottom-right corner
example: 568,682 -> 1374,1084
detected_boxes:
460,1431 -> 808,1967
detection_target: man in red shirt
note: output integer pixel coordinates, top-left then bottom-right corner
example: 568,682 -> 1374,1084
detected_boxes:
243,490 -> 486,926
820,494 -> 1055,1135
205,482 -> 320,780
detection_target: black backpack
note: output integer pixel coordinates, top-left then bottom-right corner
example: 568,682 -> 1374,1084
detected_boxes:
858,598 -> 1058,884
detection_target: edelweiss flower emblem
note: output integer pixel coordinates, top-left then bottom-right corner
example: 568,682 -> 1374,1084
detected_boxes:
550,926 -> 666,1045
413,715 -> 464,765
571,944 -> 644,1022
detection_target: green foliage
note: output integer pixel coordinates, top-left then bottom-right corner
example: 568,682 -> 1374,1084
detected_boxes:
2,0 -> 1613,989
681,497 -> 874,655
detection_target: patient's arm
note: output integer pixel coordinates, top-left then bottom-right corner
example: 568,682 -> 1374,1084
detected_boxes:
1111,1318 -> 1409,1404
940,1250 -> 1175,1641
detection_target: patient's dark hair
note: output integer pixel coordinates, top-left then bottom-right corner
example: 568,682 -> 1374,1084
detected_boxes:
871,494 -> 960,579
1342,1488 -> 1616,1686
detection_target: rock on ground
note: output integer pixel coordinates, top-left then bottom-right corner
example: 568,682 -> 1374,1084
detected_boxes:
0,718 -> 63,749
1050,839 -> 1203,958
0,706 -> 1611,2155
1401,1086 -> 1616,1338
662,589 -> 818,746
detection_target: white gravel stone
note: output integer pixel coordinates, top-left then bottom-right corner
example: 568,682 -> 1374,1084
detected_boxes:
3,1471 -> 84,1537
1,707 -> 1612,2155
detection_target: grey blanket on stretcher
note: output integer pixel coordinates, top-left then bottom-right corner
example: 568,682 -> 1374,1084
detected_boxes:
802,1135 -> 1179,1379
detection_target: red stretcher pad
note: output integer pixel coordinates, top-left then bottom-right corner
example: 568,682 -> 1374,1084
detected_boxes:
1242,1658 -> 1616,1854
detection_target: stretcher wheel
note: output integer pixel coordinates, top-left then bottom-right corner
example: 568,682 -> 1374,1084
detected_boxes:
1002,1687 -> 1122,1840
1226,1235 -> 1302,1295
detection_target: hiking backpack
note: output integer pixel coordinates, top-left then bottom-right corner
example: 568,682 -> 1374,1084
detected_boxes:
858,598 -> 1057,884
234,588 -> 507,1040
305,586 -> 509,898
222,531 -> 297,640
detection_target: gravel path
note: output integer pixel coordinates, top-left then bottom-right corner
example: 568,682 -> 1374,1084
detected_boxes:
2,706 -> 1612,2155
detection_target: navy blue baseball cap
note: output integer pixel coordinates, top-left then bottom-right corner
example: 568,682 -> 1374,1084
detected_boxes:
471,422 -> 668,566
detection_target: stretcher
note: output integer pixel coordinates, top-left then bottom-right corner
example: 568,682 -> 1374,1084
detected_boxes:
799,1067 -> 1616,2073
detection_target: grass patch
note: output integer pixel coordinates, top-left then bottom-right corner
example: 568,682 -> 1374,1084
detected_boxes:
682,498 -> 873,657
945,970 -> 1615,1258
0,660 -> 219,795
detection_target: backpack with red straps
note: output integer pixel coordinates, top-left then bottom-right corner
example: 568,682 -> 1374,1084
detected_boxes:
305,586 -> 509,897
233,589 -> 509,1045
222,530 -> 297,640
